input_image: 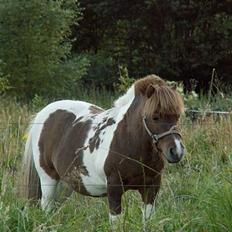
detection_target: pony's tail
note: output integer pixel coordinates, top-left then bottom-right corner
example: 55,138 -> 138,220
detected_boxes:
19,127 -> 41,203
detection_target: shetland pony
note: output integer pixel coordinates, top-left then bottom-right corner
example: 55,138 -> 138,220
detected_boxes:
21,74 -> 185,225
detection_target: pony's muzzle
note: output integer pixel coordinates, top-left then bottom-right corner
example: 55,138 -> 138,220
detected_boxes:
168,142 -> 185,163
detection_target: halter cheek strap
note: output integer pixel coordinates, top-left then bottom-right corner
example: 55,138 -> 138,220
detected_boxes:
143,116 -> 182,144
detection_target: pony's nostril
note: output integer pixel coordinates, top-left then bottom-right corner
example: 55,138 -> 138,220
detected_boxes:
170,147 -> 182,161
168,144 -> 184,163
170,147 -> 177,157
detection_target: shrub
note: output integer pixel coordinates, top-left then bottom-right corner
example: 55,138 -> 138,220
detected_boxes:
81,52 -> 118,89
116,65 -> 134,93
0,0 -> 87,100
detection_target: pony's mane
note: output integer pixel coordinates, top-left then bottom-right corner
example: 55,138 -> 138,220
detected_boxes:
114,74 -> 164,108
134,74 -> 166,95
114,74 -> 184,116
141,76 -> 184,117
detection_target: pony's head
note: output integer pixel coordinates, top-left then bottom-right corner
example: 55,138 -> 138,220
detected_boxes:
135,75 -> 185,163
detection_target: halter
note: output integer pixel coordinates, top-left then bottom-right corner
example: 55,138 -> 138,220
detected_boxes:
143,116 -> 181,144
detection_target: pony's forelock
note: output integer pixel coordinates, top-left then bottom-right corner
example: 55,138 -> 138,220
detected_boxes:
114,74 -> 184,117
143,85 -> 184,117
132,74 -> 184,117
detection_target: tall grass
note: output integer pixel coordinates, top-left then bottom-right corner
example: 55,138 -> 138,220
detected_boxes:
0,92 -> 232,232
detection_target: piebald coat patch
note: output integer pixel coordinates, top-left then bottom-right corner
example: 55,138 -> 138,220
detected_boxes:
37,96 -> 134,196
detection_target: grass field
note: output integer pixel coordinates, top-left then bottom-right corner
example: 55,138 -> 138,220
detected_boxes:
0,93 -> 232,232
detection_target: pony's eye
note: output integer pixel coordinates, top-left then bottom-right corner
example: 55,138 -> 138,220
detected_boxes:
153,116 -> 159,121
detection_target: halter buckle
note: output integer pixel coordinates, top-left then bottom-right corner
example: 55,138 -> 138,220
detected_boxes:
152,134 -> 159,143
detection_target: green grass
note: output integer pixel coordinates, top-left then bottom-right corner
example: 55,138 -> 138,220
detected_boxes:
0,93 -> 232,232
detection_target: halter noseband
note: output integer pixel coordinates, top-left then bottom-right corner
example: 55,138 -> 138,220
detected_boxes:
143,116 -> 181,144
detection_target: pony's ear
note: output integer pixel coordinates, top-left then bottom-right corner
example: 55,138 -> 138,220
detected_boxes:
171,84 -> 177,90
145,84 -> 156,98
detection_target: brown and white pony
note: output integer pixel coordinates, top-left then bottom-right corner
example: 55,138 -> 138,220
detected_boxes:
21,75 -> 185,225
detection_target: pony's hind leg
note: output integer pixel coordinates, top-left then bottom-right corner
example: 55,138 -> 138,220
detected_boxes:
39,170 -> 58,212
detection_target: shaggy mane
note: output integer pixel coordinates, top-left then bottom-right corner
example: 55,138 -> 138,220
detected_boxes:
114,74 -> 184,116
144,85 -> 184,117
134,74 -> 166,95
114,74 -> 163,108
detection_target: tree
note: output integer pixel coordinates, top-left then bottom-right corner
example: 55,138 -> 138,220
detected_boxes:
73,0 -> 232,90
0,0 -> 89,99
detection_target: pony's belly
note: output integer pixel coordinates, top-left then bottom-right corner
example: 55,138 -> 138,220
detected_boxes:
81,148 -> 108,196
81,174 -> 107,196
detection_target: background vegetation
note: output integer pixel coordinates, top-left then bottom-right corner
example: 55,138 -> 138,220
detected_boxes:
0,0 -> 231,99
0,1 -> 231,231
0,0 -> 89,99
0,95 -> 232,232
74,0 -> 232,90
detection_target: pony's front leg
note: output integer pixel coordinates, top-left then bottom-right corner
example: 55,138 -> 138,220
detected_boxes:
139,188 -> 156,222
107,176 -> 124,229
139,178 -> 161,222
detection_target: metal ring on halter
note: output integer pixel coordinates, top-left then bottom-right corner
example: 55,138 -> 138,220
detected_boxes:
152,134 -> 159,143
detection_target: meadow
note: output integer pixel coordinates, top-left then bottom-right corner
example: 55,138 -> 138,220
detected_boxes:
0,91 -> 232,232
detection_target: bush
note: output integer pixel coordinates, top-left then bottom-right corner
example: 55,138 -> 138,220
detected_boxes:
81,52 -> 118,89
47,54 -> 90,99
0,60 -> 10,94
116,66 -> 134,93
0,0 -> 87,100
73,1 -> 232,89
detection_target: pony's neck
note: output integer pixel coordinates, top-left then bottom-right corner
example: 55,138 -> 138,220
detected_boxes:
127,98 -> 150,149
116,96 -> 154,162
111,93 -> 164,172
126,100 -> 164,170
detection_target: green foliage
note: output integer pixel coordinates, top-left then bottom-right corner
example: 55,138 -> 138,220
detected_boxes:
74,0 -> 232,88
0,96 -> 232,231
202,180 -> 232,232
81,52 -> 118,88
0,77 -> 10,94
51,54 -> 90,98
168,81 -> 199,108
1,0 -> 231,99
0,61 -> 10,93
31,94 -> 49,111
116,65 -> 134,93
0,0 -> 87,99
